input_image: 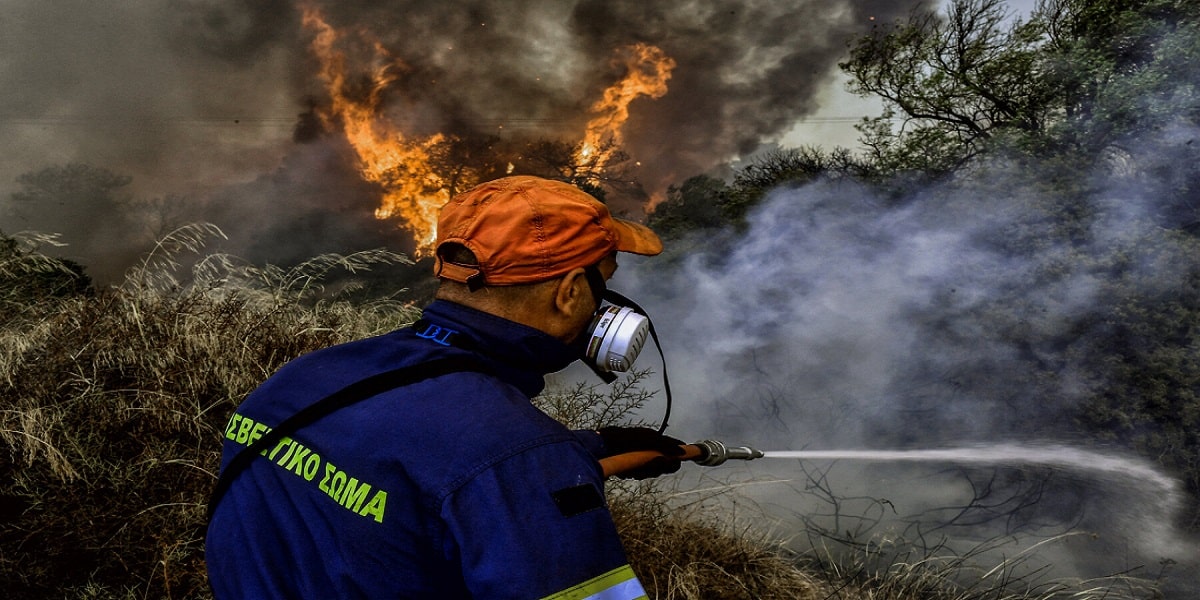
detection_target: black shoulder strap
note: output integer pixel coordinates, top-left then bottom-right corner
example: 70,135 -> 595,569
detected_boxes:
206,354 -> 488,523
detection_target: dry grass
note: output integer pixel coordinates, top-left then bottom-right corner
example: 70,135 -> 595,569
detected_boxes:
1,225 -> 418,598
610,480 -> 826,600
800,532 -> 1160,600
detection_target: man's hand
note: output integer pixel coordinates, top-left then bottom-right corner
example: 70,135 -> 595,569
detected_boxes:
597,427 -> 686,479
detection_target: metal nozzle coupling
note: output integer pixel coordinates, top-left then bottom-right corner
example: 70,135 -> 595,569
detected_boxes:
692,439 -> 766,466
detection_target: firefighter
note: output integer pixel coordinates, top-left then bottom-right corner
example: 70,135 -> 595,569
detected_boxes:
206,175 -> 684,598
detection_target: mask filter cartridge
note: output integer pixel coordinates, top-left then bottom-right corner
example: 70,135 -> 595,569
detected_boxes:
584,303 -> 650,372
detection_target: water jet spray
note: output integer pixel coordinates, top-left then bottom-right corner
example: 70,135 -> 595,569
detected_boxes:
603,442 -> 1181,500
761,444 -> 1182,499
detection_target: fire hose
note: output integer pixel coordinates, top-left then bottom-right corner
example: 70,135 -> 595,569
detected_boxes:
599,439 -> 764,478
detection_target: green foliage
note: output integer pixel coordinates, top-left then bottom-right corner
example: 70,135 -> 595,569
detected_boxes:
892,164 -> 1200,528
646,175 -> 734,238
6,1 -> 1197,595
1069,243 -> 1200,527
841,0 -> 1054,175
646,147 -> 872,241
1036,0 -> 1200,152
729,147 -> 870,215
650,0 -> 1144,235
827,2 -> 1200,520
840,0 -> 1200,176
639,0 -> 1200,544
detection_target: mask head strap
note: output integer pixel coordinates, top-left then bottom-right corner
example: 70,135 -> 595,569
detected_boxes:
580,264 -> 674,434
583,264 -> 607,308
595,288 -> 675,434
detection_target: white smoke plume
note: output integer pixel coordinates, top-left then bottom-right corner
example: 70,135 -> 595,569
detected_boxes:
611,128 -> 1200,592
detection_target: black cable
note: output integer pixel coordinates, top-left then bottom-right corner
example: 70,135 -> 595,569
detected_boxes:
602,290 -> 672,434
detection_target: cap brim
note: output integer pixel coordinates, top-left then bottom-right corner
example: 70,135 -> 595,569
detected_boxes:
611,218 -> 663,256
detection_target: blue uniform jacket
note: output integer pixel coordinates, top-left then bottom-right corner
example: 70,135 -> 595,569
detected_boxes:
206,300 -> 647,599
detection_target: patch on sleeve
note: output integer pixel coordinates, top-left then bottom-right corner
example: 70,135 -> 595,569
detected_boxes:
551,483 -> 604,517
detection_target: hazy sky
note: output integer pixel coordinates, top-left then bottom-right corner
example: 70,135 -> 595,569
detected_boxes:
780,0 -> 1041,148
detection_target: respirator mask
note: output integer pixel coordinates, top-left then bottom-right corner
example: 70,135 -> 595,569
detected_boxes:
577,264 -> 650,379
582,297 -> 651,377
577,264 -> 675,432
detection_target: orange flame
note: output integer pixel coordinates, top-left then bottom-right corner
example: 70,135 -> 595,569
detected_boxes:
301,5 -> 446,256
301,5 -> 675,250
576,43 -> 676,179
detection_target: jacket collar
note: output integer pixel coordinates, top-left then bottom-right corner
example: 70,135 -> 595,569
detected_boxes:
415,300 -> 577,397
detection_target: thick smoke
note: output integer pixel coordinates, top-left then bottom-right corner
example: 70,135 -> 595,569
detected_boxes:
0,1 -> 302,197
609,127 -> 1200,592
296,0 -> 915,196
0,0 -> 920,282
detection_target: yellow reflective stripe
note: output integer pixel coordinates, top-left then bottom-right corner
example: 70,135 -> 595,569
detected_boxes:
540,565 -> 647,600
581,577 -> 647,600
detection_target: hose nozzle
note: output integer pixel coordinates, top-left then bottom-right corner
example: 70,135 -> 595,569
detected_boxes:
693,439 -> 766,466
599,438 -> 765,478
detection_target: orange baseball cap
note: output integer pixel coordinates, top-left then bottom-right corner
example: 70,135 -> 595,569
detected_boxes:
434,175 -> 663,286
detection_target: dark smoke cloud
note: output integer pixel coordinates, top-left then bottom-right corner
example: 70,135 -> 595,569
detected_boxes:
569,0 -> 911,193
0,1 -> 302,195
295,0 -> 923,200
1,0 -> 920,281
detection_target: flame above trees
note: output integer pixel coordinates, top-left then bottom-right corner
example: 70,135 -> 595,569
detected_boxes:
300,5 -> 674,255
301,5 -> 446,256
576,43 -> 677,182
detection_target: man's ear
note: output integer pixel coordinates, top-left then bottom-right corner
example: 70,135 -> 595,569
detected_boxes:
553,267 -> 590,316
